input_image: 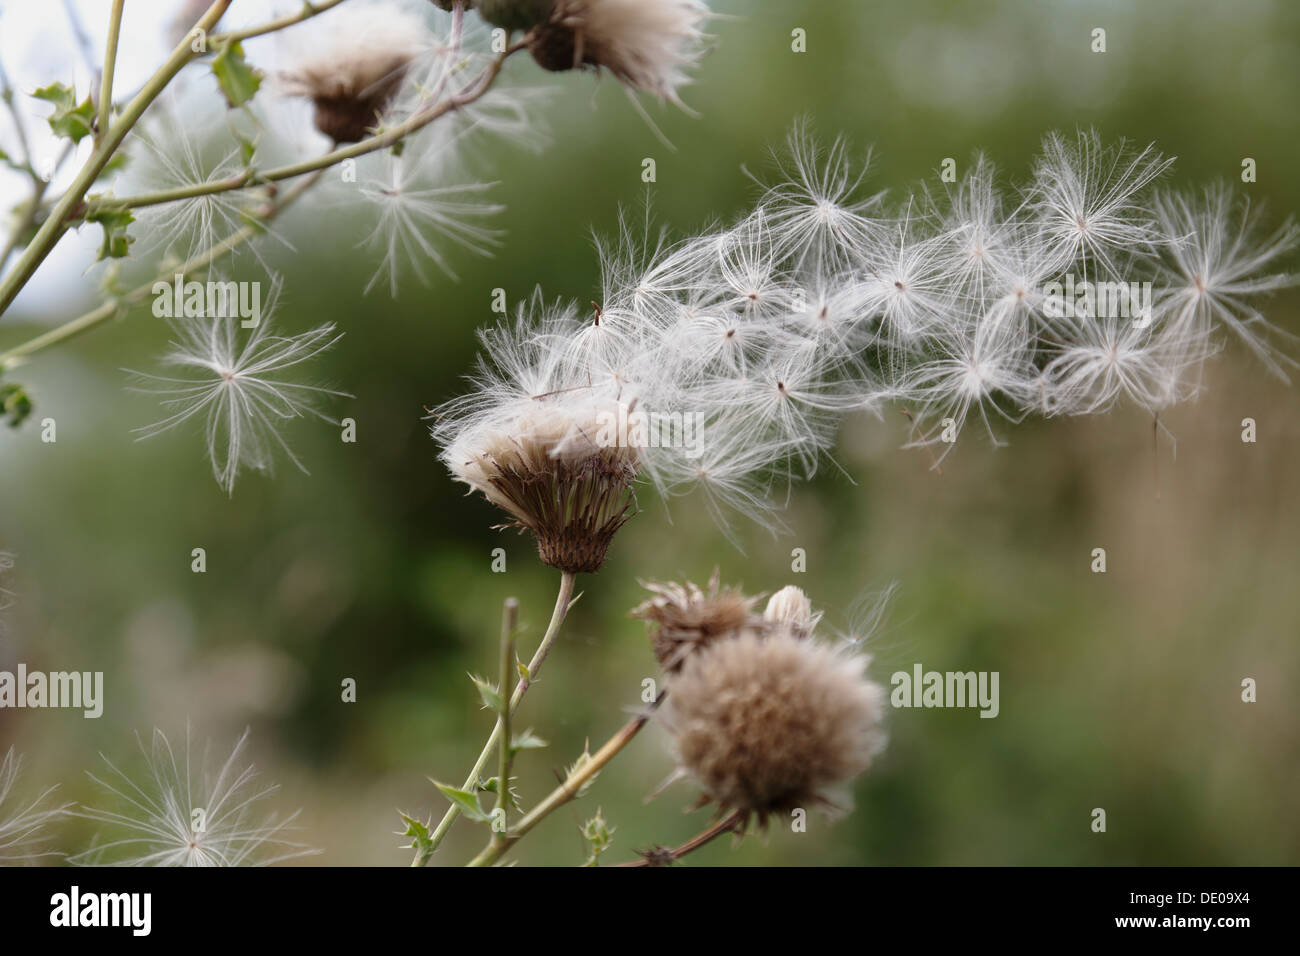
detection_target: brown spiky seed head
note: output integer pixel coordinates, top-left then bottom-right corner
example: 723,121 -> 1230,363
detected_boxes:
630,570 -> 763,672
449,402 -> 642,574
664,630 -> 886,822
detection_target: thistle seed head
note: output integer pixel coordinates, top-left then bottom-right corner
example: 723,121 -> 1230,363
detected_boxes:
447,400 -> 642,573
664,629 -> 887,825
631,570 -> 763,672
533,0 -> 710,102
282,4 -> 429,143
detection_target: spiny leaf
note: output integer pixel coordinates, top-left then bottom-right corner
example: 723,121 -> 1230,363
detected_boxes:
85,195 -> 135,260
509,729 -> 548,757
432,781 -> 489,823
211,41 -> 263,108
397,812 -> 434,855
33,82 -> 95,143
580,808 -> 615,867
469,673 -> 504,713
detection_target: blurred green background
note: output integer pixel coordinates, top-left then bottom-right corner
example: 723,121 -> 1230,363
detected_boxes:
1,0 -> 1298,865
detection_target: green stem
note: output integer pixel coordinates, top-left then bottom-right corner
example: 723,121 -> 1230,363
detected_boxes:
466,696 -> 660,868
95,39 -> 530,216
209,0 -> 348,45
0,169 -> 323,374
492,598 -> 519,845
97,0 -> 125,147
412,570 -> 577,866
0,0 -> 233,320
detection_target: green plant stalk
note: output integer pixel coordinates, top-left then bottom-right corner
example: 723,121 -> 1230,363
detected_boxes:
493,598 -> 519,846
0,169 -> 323,374
0,0 -> 233,320
412,570 -> 577,866
466,699 -> 660,868
95,37 -> 531,216
97,0 -> 125,147
209,0 -> 349,45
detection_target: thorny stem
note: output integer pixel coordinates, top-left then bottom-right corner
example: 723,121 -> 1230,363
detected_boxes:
0,18 -> 523,369
92,38 -> 531,216
412,570 -> 578,866
614,809 -> 746,867
0,0 -> 421,322
492,597 -> 519,846
97,0 -> 126,147
0,168 -> 324,374
465,692 -> 665,868
0,0 -> 233,320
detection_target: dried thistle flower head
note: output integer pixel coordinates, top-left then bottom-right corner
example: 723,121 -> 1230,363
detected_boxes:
664,629 -> 886,826
531,0 -> 710,102
763,584 -> 821,638
282,3 -> 430,143
631,570 -> 762,672
443,397 -> 642,573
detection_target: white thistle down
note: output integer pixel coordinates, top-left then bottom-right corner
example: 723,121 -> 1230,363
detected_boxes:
128,282 -> 349,495
280,0 -> 435,144
70,728 -> 316,867
359,153 -> 505,295
0,748 -> 68,864
531,0 -> 712,104
433,125 -> 1297,546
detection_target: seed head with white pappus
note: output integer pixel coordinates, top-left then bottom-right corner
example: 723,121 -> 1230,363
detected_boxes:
530,0 -> 711,103
0,748 -> 68,863
70,729 -> 316,867
128,283 -> 349,495
281,2 -> 432,143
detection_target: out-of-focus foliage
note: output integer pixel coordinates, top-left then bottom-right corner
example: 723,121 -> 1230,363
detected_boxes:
1,0 -> 1297,865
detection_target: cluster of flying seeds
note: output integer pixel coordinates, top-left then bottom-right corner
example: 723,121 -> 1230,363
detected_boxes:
434,124 -> 1298,562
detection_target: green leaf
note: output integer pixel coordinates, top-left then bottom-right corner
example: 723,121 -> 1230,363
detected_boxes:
237,132 -> 258,167
33,82 -> 95,143
469,673 -> 504,713
397,812 -> 434,856
580,808 -> 615,867
516,657 -> 531,683
565,743 -> 599,799
84,196 -> 135,260
509,729 -> 548,757
0,384 -> 33,428
211,41 -> 263,108
479,775 -> 522,812
432,781 -> 489,822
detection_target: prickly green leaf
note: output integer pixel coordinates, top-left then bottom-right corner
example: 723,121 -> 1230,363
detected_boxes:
211,41 -> 262,108
580,808 -> 615,867
470,673 -> 504,713
433,781 -> 489,822
398,812 -> 434,855
85,197 -> 135,260
516,657 -> 530,683
509,729 -> 548,757
33,82 -> 95,143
